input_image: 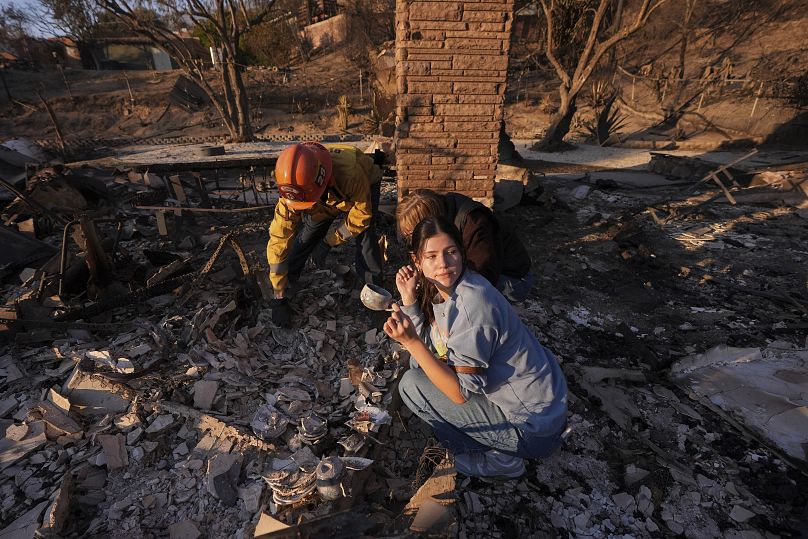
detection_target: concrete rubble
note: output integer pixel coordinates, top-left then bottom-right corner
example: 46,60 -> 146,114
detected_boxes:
0,144 -> 807,538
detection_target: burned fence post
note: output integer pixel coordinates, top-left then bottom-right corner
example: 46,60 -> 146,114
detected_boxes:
78,215 -> 114,289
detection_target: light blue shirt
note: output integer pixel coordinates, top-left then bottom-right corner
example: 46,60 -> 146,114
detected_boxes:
401,270 -> 568,434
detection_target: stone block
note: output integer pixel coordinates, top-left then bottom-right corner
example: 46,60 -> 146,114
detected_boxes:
409,2 -> 462,21
453,53 -> 506,70
408,81 -> 454,94
434,103 -> 496,116
453,82 -> 501,95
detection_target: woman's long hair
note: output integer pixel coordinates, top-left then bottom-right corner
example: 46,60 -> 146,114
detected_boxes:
396,189 -> 445,242
410,216 -> 467,326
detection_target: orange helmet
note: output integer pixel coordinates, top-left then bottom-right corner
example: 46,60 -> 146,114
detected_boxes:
274,143 -> 333,210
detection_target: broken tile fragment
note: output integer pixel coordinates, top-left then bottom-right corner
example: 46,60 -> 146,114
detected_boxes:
0,397 -> 17,418
0,421 -> 46,471
168,519 -> 201,539
30,400 -> 82,435
238,481 -> 264,513
40,473 -> 72,534
0,500 -> 48,539
730,504 -> 756,523
64,367 -> 131,415
193,380 -> 218,410
5,423 -> 27,441
146,414 -> 175,433
254,513 -> 289,535
207,453 -> 242,506
97,434 -> 129,470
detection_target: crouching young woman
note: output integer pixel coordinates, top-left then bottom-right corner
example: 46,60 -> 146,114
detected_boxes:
383,216 -> 568,478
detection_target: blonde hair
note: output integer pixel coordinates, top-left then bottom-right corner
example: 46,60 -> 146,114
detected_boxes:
396,189 -> 445,242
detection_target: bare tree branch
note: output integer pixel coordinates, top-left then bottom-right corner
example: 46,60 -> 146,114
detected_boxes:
97,0 -> 275,141
540,0 -> 571,88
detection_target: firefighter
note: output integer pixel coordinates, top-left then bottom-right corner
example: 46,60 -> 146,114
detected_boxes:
267,142 -> 384,326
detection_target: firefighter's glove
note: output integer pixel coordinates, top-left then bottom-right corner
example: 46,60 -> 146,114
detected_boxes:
310,240 -> 331,269
269,298 -> 292,327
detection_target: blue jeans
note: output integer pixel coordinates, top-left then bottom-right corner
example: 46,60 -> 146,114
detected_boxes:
287,182 -> 383,286
497,272 -> 535,303
398,367 -> 564,459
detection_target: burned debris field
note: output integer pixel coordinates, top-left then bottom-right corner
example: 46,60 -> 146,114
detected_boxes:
1,0 -> 808,538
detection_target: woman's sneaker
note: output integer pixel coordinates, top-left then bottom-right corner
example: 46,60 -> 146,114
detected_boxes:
454,450 -> 525,479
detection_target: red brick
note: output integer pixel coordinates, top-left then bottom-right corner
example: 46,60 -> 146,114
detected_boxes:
445,31 -> 511,40
400,95 -> 432,107
453,132 -> 497,140
458,69 -> 509,79
456,142 -> 496,150
434,103 -> 496,116
462,11 -> 507,22
431,170 -> 473,181
410,2 -> 462,21
409,81 -> 453,94
398,137 -> 456,149
443,120 -> 499,132
409,29 -> 446,41
433,95 -> 459,104
431,156 -> 455,164
454,82 -> 500,94
458,95 -> 504,104
407,130 -> 455,140
399,176 -> 430,184
434,73 -> 505,81
406,75 -> 451,82
455,180 -> 492,192
431,60 -> 452,70
445,38 -> 502,50
398,164 -> 436,170
462,2 -> 512,11
453,54 -> 507,70
405,61 -> 431,76
465,22 -> 506,32
406,106 -> 433,116
442,148 -> 492,156
409,120 -> 444,131
455,156 -> 496,164
401,179 -> 454,189
453,165 -> 483,173
407,52 -> 455,61
462,0 -> 512,4
398,153 -> 432,165
406,20 -> 468,31
401,39 -> 446,50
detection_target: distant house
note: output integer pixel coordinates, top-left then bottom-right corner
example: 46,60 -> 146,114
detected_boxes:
513,2 -> 540,42
81,37 -> 206,71
1,37 -> 82,69
297,0 -> 338,27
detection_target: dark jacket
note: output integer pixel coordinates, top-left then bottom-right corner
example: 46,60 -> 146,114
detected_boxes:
443,193 -> 531,286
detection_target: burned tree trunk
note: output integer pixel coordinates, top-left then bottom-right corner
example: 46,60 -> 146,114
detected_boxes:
534,0 -> 670,151
535,91 -> 577,152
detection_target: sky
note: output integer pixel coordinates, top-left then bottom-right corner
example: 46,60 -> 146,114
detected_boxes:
1,0 -> 59,37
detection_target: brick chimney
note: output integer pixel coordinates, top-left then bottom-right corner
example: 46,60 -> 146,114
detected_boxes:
394,0 -> 514,205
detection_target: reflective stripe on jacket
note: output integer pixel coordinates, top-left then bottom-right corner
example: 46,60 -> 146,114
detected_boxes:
266,144 -> 382,291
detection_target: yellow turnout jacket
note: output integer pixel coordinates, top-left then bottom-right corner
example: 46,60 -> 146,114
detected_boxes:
267,144 -> 382,292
